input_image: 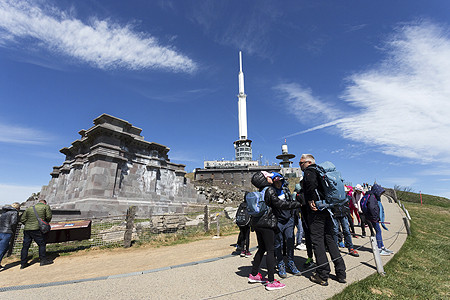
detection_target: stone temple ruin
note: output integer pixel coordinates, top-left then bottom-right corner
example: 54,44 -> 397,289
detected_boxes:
39,114 -> 206,217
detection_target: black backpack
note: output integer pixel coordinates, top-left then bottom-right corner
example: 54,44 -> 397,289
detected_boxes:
235,201 -> 250,226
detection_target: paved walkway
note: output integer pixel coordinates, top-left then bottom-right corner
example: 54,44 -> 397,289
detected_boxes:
0,197 -> 407,299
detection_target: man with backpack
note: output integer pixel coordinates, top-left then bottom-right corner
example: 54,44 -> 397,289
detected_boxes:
300,154 -> 346,286
235,199 -> 251,257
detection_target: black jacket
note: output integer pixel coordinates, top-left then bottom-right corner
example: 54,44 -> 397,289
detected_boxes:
303,164 -> 325,204
0,205 -> 19,234
251,185 -> 301,229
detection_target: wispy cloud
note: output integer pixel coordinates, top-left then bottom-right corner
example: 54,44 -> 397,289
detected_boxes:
275,83 -> 343,124
0,123 -> 51,145
277,21 -> 450,163
187,1 -> 280,58
0,0 -> 197,72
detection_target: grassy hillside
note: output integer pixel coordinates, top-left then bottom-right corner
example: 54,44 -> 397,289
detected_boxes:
394,189 -> 450,208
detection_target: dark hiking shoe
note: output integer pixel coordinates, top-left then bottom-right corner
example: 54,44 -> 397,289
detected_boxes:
336,276 -> 347,283
40,260 -> 53,266
310,273 -> 328,286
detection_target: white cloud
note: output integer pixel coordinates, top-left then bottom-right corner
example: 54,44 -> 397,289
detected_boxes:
275,83 -> 343,123
0,184 -> 41,205
0,123 -> 50,144
338,22 -> 450,163
278,22 -> 450,164
0,0 -> 196,72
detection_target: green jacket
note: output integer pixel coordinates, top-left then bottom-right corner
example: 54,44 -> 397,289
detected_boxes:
20,203 -> 52,231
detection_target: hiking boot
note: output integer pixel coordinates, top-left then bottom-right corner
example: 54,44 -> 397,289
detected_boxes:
278,262 -> 287,278
40,260 -> 53,266
265,280 -> 285,291
349,248 -> 360,257
245,251 -> 252,258
379,249 -> 391,256
309,273 -> 328,286
248,273 -> 268,283
287,260 -> 301,276
296,243 -> 307,250
338,241 -> 345,248
304,257 -> 315,268
240,251 -> 246,257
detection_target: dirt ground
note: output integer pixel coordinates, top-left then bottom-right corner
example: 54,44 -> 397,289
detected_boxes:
0,232 -> 256,288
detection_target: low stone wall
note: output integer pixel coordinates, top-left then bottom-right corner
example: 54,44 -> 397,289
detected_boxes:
194,180 -> 249,204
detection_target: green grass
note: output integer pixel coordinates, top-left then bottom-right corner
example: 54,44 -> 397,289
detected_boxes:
331,202 -> 450,300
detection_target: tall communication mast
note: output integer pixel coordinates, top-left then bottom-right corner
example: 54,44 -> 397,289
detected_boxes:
234,51 -> 253,161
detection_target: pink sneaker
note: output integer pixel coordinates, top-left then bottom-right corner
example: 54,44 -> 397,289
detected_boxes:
265,279 -> 286,291
248,273 -> 268,283
245,251 -> 252,258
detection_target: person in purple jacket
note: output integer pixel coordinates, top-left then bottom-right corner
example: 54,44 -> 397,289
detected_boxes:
365,184 -> 393,256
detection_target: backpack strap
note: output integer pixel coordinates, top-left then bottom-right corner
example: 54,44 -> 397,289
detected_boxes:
32,205 -> 41,222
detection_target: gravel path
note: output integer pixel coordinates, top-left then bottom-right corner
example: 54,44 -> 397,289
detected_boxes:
0,197 -> 407,299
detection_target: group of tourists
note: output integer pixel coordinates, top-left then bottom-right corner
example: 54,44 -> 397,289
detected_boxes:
236,153 -> 393,291
0,199 -> 53,270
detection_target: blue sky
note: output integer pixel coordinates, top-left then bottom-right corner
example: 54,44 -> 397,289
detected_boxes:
1,0 -> 450,205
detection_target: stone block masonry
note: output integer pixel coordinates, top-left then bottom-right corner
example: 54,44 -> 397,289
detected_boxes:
39,114 -> 206,218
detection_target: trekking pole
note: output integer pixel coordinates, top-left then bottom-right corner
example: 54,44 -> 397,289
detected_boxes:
370,236 -> 385,276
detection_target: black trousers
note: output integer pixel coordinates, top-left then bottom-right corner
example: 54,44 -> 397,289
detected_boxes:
237,225 -> 250,251
251,227 -> 276,282
308,210 -> 346,280
300,205 -> 313,259
360,213 -> 375,236
21,230 -> 46,264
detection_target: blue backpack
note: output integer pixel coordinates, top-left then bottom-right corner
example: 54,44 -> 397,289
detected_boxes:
314,161 -> 347,209
245,187 -> 269,217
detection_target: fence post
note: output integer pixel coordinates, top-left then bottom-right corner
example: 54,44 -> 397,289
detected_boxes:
123,206 -> 137,248
216,213 -> 220,237
393,189 -> 398,203
403,217 -> 411,235
370,236 -> 386,276
401,204 -> 411,220
204,205 -> 210,232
